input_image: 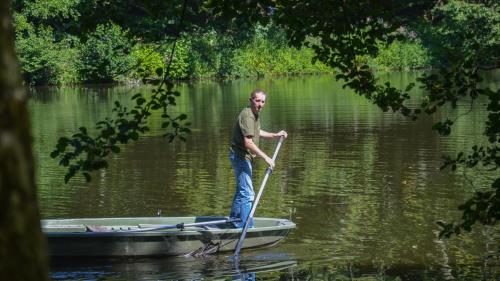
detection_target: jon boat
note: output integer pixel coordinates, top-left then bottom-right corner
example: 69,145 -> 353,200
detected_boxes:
41,216 -> 295,257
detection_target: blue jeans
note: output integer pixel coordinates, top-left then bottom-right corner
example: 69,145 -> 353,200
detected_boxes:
229,151 -> 254,228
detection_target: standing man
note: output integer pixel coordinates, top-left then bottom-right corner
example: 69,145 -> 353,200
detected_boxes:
229,89 -> 287,228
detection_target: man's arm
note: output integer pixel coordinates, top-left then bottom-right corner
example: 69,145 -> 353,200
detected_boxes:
244,136 -> 274,168
245,130 -> 287,168
260,130 -> 288,139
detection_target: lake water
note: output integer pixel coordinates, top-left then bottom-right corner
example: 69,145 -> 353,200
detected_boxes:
30,73 -> 500,280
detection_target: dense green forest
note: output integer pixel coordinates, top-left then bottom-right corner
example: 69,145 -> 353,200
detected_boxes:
13,0 -> 498,86
13,0 -> 332,85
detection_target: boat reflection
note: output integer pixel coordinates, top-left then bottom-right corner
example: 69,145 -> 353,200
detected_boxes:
50,251 -> 297,280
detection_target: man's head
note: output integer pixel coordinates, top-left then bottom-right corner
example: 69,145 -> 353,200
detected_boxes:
249,89 -> 267,114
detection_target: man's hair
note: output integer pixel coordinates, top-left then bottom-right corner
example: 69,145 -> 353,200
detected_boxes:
250,89 -> 267,99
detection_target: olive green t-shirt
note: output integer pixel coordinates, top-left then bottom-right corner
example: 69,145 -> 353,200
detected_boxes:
231,107 -> 260,161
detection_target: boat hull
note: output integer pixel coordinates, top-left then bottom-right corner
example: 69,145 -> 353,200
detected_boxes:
42,217 -> 295,257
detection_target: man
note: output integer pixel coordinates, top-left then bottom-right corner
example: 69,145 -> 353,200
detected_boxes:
229,89 -> 287,228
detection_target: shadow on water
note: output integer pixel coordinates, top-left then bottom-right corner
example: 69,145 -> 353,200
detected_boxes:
50,251 -> 297,280
48,238 -> 500,281
50,252 -> 500,280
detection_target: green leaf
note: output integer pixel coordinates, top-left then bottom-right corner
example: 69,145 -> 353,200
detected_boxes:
110,146 -> 121,153
50,150 -> 60,158
155,67 -> 163,77
136,97 -> 146,105
129,132 -> 139,140
83,172 -> 92,183
405,83 -> 415,92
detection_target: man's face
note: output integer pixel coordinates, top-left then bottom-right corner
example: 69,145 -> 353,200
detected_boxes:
250,93 -> 266,113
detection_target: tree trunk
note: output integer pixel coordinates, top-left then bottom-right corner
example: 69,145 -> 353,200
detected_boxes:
0,1 -> 49,280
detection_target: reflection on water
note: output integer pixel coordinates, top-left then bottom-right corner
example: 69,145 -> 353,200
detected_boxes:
51,251 -> 297,280
30,73 -> 500,280
49,249 -> 500,280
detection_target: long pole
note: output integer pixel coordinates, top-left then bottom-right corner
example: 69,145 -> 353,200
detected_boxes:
234,136 -> 285,257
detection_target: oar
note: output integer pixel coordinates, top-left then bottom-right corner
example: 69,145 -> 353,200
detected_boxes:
131,218 -> 241,232
87,218 -> 240,232
234,136 -> 285,257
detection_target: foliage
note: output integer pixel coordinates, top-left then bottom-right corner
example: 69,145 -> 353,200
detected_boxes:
13,0 -> 83,85
131,24 -> 332,81
130,37 -> 191,81
70,0 -> 204,39
187,28 -> 225,78
417,1 -> 500,67
14,18 -> 332,84
13,0 -> 498,85
232,36 -> 272,77
14,14 -> 80,85
206,0 -> 499,238
232,37 -> 329,77
164,37 -> 191,80
79,22 -> 134,83
131,44 -> 164,81
18,0 -> 81,22
230,24 -> 331,78
374,40 -> 432,70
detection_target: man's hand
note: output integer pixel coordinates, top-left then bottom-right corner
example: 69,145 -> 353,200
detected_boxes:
275,130 -> 288,139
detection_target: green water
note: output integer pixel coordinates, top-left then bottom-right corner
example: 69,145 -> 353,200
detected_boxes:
30,73 -> 500,280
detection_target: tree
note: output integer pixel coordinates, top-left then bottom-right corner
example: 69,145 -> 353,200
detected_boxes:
206,0 -> 499,236
0,0 -> 49,280
79,22 -> 134,82
417,1 -> 499,68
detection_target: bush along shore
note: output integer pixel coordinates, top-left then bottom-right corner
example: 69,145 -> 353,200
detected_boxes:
15,22 -> 335,86
15,21 -> 437,86
14,0 -> 497,86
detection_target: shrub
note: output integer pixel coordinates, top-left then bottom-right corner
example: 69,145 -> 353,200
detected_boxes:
187,29 -> 221,78
424,1 -> 499,66
232,37 -> 273,77
131,44 -> 164,81
14,14 -> 80,85
80,23 -> 133,83
374,40 -> 432,70
165,38 -> 190,80
232,36 -> 331,78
